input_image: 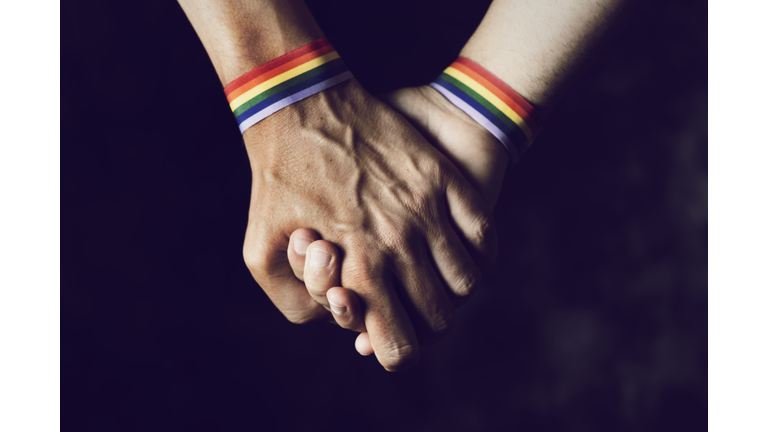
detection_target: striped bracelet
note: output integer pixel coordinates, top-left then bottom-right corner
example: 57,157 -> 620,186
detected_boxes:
223,38 -> 353,134
430,57 -> 542,163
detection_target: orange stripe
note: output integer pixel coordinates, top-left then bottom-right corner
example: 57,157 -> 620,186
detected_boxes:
449,61 -> 539,132
224,39 -> 330,96
455,57 -> 536,115
226,44 -> 336,103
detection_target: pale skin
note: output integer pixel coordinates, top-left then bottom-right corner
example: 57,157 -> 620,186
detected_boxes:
180,0 -> 500,371
179,0 -> 626,369
282,0 -> 628,356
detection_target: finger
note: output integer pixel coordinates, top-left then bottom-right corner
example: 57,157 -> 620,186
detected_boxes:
303,240 -> 342,308
293,235 -> 367,331
392,244 -> 456,345
287,228 -> 321,282
445,176 -> 499,269
355,332 -> 373,356
327,287 -> 366,332
426,215 -> 483,305
244,231 -> 330,324
341,253 -> 420,372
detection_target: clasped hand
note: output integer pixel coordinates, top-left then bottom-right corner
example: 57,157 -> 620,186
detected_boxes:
242,79 -> 507,371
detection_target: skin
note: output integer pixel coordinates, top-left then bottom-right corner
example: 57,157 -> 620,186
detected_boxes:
287,0 -> 629,357
178,0 -> 498,371
460,0 -> 627,115
289,86 -> 505,355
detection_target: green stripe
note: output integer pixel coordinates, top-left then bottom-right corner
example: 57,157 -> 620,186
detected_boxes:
439,72 -> 522,134
233,58 -> 346,117
440,72 -> 529,147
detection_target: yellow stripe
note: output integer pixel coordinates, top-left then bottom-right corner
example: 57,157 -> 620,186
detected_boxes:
444,66 -> 533,139
229,51 -> 340,112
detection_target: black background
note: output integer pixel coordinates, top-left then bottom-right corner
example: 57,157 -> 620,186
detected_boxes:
62,0 -> 707,430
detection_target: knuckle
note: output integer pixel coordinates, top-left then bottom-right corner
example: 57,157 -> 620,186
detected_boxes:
336,314 -> 355,330
416,152 -> 443,177
429,310 -> 456,337
305,279 -> 329,297
342,249 -> 389,289
409,189 -> 442,225
377,222 -> 404,249
425,155 -> 449,181
383,233 -> 409,256
379,340 -> 420,372
454,268 -> 482,298
409,189 -> 433,215
472,215 -> 498,265
283,309 -> 316,325
343,262 -> 377,286
473,216 -> 493,244
243,243 -> 268,276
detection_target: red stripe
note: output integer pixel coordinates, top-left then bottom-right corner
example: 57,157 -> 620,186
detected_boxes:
450,60 -> 540,132
225,44 -> 335,103
223,39 -> 331,96
454,57 -> 542,127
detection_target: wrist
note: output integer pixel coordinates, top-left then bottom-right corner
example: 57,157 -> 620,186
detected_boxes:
417,85 -> 509,207
429,57 -> 542,165
179,0 -> 325,85
418,85 -> 509,167
243,79 -> 367,163
222,37 -> 354,152
218,28 -> 325,86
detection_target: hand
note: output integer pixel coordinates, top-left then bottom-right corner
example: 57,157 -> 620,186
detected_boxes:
286,84 -> 510,355
382,85 -> 509,209
242,79 -> 497,371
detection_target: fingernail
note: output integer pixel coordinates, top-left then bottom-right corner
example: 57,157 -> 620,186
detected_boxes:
293,237 -> 311,255
329,301 -> 347,315
310,249 -> 332,268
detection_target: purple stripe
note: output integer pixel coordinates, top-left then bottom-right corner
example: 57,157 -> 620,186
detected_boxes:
238,71 -> 354,133
429,82 -> 519,164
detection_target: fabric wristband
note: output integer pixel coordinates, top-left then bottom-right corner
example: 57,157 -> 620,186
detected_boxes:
430,57 -> 542,163
223,38 -> 354,134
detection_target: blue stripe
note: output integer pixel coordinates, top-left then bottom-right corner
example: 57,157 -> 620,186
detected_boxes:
235,61 -> 350,125
433,76 -> 527,148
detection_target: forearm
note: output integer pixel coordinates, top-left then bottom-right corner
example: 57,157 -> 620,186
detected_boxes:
178,0 -> 323,85
461,0 -> 627,114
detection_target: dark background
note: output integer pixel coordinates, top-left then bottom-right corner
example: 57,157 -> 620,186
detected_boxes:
62,0 -> 707,430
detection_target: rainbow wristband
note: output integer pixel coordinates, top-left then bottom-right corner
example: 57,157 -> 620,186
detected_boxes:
430,57 -> 542,163
224,39 -> 353,134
